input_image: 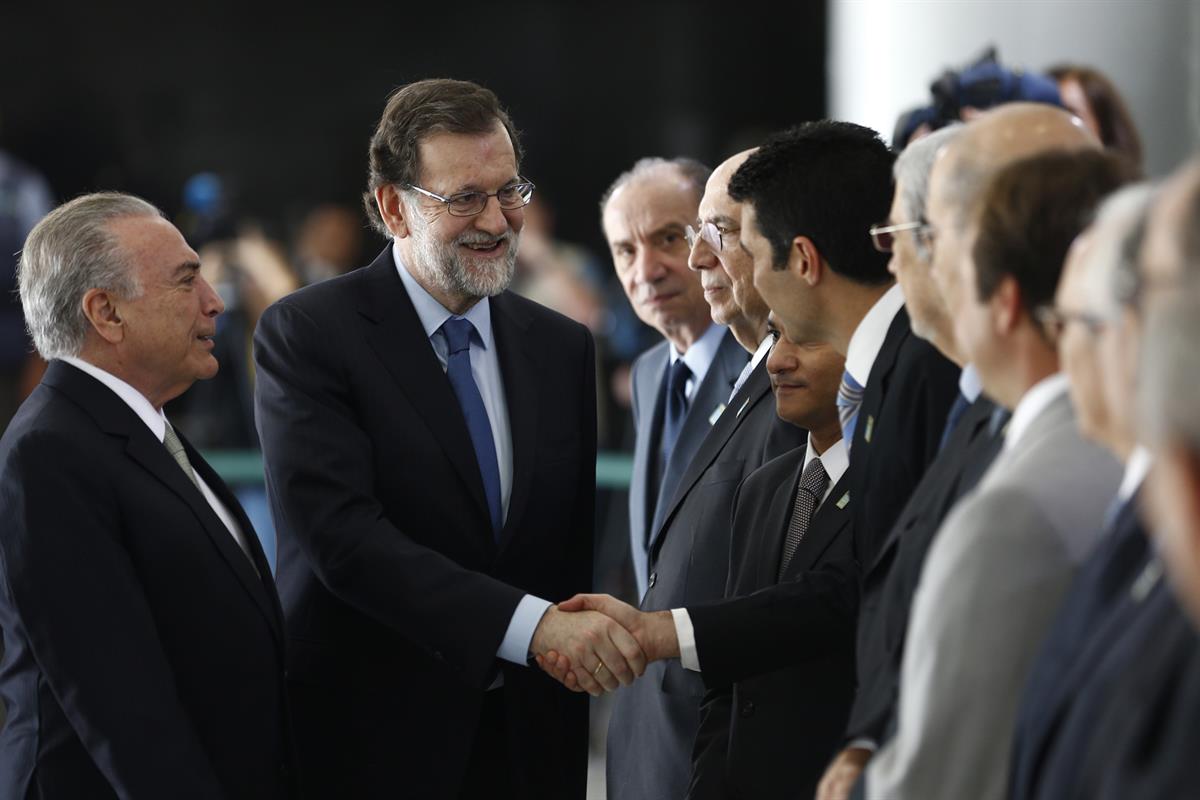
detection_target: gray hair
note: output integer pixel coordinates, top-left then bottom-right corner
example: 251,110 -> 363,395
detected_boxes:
1081,182 -> 1155,318
1139,287 -> 1200,452
598,156 -> 711,220
894,124 -> 963,224
17,192 -> 160,361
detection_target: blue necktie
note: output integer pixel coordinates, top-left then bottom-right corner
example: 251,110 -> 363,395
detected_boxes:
441,317 -> 503,539
938,390 -> 971,453
836,369 -> 865,450
659,359 -> 692,475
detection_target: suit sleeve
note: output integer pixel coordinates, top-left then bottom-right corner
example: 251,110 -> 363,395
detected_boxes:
0,431 -> 227,798
688,555 -> 859,689
254,300 -> 530,689
865,490 -> 1074,800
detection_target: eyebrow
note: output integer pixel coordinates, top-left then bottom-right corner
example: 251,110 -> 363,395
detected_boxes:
446,175 -> 522,195
171,261 -> 202,279
704,214 -> 739,227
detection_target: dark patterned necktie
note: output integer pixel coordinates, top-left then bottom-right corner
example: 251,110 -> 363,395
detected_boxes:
779,457 -> 830,580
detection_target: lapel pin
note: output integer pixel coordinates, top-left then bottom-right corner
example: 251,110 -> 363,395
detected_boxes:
708,404 -> 726,426
864,415 -> 875,443
735,397 -> 751,417
836,492 -> 850,509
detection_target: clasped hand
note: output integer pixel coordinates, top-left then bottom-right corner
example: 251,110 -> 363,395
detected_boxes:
530,594 -> 678,696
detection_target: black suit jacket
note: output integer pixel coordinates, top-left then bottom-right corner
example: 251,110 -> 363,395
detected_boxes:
253,247 -> 595,800
845,395 -> 1005,744
0,361 -> 294,799
605,360 -> 806,800
686,446 -> 857,800
1007,493 -> 1151,800
846,307 -> 959,570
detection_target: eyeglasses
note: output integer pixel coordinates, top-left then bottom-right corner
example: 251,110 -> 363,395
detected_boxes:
685,221 -> 739,252
405,179 -> 535,217
1033,305 -> 1109,338
869,220 -> 935,253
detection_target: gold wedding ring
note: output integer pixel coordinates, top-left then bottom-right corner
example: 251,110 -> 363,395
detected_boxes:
593,661 -> 608,677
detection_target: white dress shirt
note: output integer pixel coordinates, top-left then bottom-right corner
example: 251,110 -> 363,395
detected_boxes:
59,356 -> 256,565
729,334 -> 774,403
844,283 -> 906,389
673,435 -> 849,672
1003,373 -> 1071,453
392,242 -> 547,669
669,321 -> 727,403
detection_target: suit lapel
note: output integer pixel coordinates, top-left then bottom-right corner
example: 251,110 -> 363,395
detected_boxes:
650,355 -> 767,556
45,362 -> 285,646
355,251 -> 493,539
784,472 -> 852,578
490,293 -> 538,553
852,308 -> 910,456
760,454 -> 806,586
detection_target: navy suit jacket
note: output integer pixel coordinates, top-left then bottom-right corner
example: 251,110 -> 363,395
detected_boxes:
0,361 -> 294,800
254,247 -> 596,799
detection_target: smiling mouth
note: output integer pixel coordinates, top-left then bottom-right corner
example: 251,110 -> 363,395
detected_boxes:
460,240 -> 506,256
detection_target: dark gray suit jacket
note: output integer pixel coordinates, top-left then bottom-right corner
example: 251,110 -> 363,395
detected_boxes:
607,359 -> 807,800
627,329 -> 746,599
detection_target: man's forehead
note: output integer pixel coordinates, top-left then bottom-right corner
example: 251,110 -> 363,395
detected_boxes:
416,124 -> 518,190
605,178 -> 696,230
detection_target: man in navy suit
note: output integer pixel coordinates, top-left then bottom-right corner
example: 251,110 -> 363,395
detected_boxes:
254,79 -> 640,800
600,156 -> 748,601
0,192 -> 295,799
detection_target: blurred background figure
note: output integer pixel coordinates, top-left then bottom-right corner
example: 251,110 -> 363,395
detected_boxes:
292,203 -> 367,284
1048,63 -> 1145,171
170,172 -> 300,570
0,146 -> 53,430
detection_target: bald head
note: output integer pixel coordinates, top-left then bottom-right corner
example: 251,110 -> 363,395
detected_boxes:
934,103 -> 1100,227
1141,157 -> 1200,307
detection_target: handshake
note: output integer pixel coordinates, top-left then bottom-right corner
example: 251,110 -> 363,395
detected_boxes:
529,594 -> 681,696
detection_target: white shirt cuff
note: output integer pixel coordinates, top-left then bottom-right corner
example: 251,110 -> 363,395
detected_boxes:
497,594 -> 553,665
848,737 -> 878,753
672,608 -> 701,672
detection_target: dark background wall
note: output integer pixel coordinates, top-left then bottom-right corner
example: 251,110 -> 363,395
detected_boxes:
0,1 -> 827,253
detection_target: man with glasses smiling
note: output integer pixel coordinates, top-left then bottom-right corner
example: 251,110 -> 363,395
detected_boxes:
254,79 -> 622,800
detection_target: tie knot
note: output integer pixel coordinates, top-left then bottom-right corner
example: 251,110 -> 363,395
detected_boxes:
799,456 -> 829,496
668,359 -> 692,393
442,317 -> 476,355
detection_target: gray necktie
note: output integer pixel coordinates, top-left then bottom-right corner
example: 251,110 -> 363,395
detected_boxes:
163,422 -> 201,490
779,457 -> 830,580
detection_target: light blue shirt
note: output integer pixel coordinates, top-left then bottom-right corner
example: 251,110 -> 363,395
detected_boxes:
393,241 -> 550,668
669,321 -> 726,401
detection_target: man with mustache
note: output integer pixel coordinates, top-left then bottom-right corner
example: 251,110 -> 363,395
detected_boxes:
253,79 -> 629,800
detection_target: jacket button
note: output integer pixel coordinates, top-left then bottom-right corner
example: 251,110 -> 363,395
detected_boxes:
741,701 -> 755,718
648,571 -> 657,589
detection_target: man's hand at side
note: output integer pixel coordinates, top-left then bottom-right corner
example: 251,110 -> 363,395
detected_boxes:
816,746 -> 872,800
530,605 -> 647,696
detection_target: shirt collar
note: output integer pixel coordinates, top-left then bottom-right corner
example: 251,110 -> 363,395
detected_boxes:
392,239 -> 495,349
1118,445 -> 1153,503
844,283 -> 906,387
669,321 -> 725,388
958,363 -> 983,402
1004,372 -> 1071,452
60,356 -> 168,442
804,434 -> 849,488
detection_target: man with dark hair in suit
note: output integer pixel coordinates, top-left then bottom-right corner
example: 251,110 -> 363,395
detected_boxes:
600,156 -> 747,601
254,78 -> 639,800
729,120 -> 960,577
0,192 -> 295,798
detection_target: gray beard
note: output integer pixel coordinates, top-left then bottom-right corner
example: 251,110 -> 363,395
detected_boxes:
408,219 -> 519,300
